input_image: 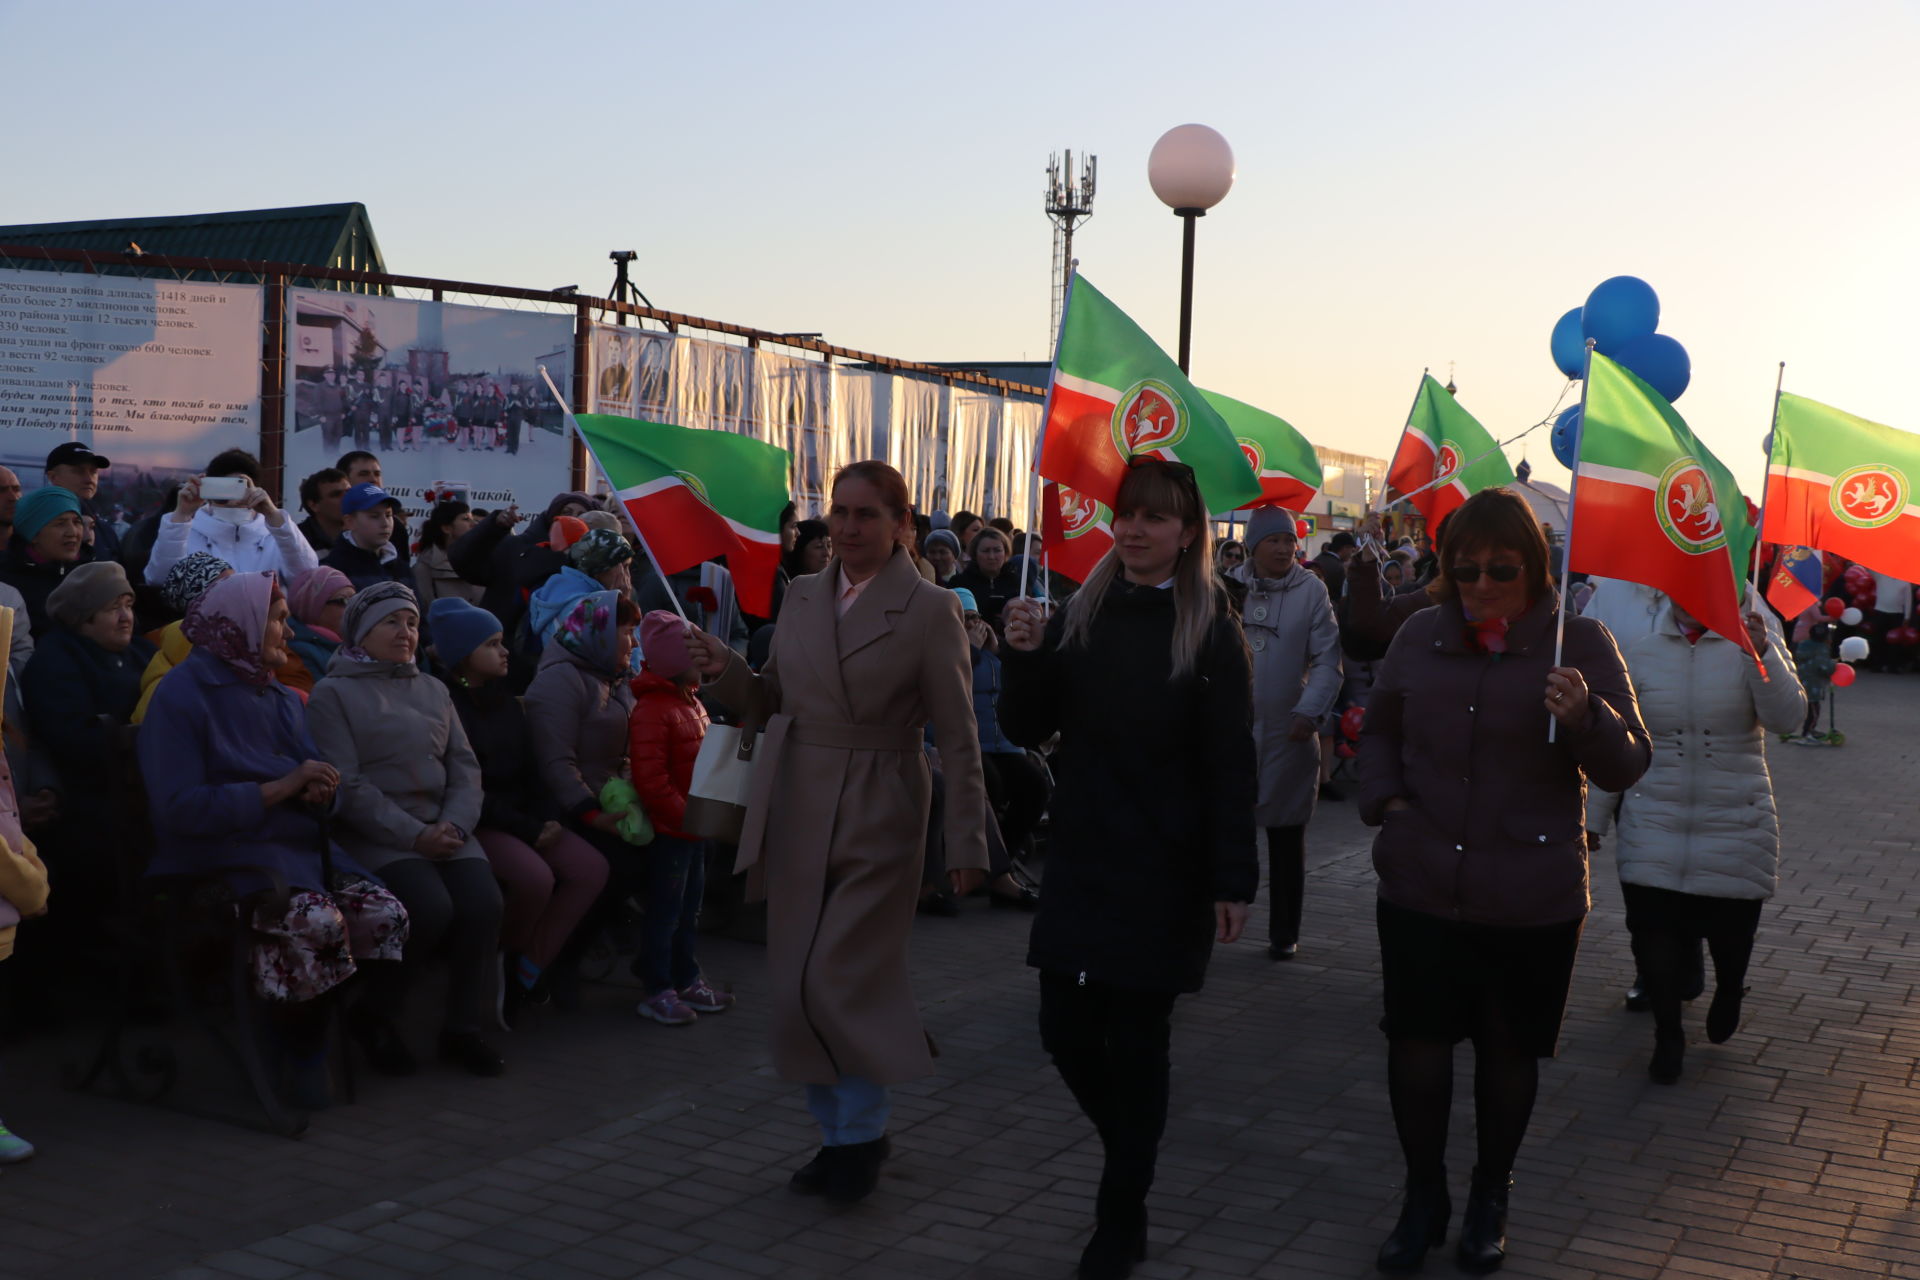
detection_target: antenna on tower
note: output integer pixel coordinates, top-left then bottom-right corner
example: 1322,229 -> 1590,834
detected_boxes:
1046,149 -> 1097,342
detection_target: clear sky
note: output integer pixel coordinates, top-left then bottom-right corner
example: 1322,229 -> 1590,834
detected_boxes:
5,0 -> 1917,499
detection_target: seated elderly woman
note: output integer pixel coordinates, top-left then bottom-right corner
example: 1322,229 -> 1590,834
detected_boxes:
22,562 -> 157,914
282,566 -> 356,693
308,582 -> 506,1080
139,572 -> 409,1110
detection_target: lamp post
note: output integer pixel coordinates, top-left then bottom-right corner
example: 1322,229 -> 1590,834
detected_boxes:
1147,124 -> 1235,375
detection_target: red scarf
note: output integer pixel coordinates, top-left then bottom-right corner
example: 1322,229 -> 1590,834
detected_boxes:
1465,617 -> 1510,654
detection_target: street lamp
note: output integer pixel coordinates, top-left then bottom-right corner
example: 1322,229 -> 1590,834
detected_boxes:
1147,124 -> 1235,374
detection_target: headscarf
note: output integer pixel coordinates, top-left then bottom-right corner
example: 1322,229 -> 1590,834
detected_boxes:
287,565 -> 352,627
160,552 -> 233,614
553,589 -> 626,676
338,581 -> 419,665
567,528 -> 633,578
182,571 -> 282,686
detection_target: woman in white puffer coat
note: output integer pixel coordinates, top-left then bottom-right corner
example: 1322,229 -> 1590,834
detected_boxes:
1589,593 -> 1805,1085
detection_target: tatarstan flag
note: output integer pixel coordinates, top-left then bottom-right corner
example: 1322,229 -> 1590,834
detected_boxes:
1386,374 -> 1515,525
1041,482 -> 1114,584
1201,389 -> 1322,512
1763,394 -> 1920,584
571,412 -> 790,617
1040,274 -> 1262,515
1571,352 -> 1758,659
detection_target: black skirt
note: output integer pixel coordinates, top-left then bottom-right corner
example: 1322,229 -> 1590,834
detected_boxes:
1376,897 -> 1584,1058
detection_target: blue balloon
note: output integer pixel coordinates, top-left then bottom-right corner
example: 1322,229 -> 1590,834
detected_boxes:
1551,406 -> 1582,469
1581,276 -> 1660,353
1612,332 -> 1691,401
1549,307 -> 1585,379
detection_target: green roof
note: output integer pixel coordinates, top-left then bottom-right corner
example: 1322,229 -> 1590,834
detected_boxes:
0,202 -> 385,285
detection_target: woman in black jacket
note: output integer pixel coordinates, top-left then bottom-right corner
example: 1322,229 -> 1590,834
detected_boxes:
949,527 -> 1022,628
1001,459 -> 1257,1280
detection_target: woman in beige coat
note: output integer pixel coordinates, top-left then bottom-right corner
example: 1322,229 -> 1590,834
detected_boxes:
689,461 -> 987,1205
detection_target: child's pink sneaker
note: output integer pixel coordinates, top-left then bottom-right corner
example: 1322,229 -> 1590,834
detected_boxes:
636,989 -> 698,1025
679,978 -> 735,1013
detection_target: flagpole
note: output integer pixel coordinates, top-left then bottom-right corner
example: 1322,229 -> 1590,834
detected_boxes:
539,365 -> 691,624
1549,342 -> 1596,745
1750,361 -> 1787,604
1022,262 -> 1078,603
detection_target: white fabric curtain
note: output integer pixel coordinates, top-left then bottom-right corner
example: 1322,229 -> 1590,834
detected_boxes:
887,375 -> 946,518
751,350 -> 838,512
996,399 -> 1043,530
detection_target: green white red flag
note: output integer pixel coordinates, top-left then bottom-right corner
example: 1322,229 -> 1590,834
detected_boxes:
1762,393 -> 1920,584
1570,352 -> 1758,659
1201,389 -> 1321,512
1041,482 -> 1114,583
570,411 -> 790,617
1038,274 -> 1262,515
1385,375 -> 1514,525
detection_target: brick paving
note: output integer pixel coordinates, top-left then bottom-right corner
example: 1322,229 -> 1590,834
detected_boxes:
6,675 -> 1920,1279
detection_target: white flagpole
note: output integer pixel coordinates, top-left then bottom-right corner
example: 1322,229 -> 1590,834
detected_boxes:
1021,262 -> 1078,603
1750,361 -> 1787,604
539,364 -> 690,624
1549,342 -> 1596,744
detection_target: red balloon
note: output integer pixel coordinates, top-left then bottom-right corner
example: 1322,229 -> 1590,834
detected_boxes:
1335,741 -> 1357,759
1340,705 -> 1366,742
1843,564 -> 1871,584
1295,519 -> 1311,539
1824,597 -> 1847,618
1832,662 -> 1858,687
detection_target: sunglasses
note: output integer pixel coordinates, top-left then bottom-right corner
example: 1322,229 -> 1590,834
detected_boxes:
1450,563 -> 1523,584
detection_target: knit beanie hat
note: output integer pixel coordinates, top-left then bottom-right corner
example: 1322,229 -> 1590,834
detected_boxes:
951,587 -> 980,613
14,486 -> 82,542
160,551 -> 233,614
568,528 -> 634,578
1244,505 -> 1300,551
340,580 -> 419,647
930,510 -> 952,530
925,529 -> 962,559
428,596 -> 504,670
579,510 -> 623,534
639,610 -> 692,679
48,560 -> 134,629
543,515 -> 589,552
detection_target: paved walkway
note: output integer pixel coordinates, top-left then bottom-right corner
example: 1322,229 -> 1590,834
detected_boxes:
7,675 -> 1920,1279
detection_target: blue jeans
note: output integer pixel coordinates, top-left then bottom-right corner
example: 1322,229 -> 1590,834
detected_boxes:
636,835 -> 705,995
805,1075 -> 891,1146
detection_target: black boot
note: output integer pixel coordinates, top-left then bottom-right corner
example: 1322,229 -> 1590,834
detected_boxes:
1081,1153 -> 1152,1280
1376,1179 -> 1450,1272
824,1135 -> 889,1203
1706,984 -> 1745,1044
789,1146 -> 836,1195
1455,1168 -> 1511,1275
1648,1029 -> 1685,1084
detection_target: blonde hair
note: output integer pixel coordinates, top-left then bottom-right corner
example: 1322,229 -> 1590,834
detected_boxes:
1059,463 -> 1223,680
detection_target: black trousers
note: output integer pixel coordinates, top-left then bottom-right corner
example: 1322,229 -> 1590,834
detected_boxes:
362,855 -> 504,1036
1621,882 -> 1762,1035
1265,825 -> 1305,946
1038,971 -> 1179,1219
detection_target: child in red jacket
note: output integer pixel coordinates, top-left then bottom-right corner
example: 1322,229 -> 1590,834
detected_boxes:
627,610 -> 735,1026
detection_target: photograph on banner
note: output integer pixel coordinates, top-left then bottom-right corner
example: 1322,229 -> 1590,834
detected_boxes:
0,267 -> 263,526
284,290 -> 573,523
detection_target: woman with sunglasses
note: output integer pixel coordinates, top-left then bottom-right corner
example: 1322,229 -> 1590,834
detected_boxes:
1361,487 -> 1649,1274
1001,458 -> 1256,1280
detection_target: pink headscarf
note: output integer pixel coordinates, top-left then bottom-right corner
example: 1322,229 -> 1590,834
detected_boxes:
288,566 -> 353,635
182,572 -> 283,686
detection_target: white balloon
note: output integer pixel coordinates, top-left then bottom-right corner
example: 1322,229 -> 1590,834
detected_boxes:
1841,607 -> 1864,626
1840,635 -> 1871,662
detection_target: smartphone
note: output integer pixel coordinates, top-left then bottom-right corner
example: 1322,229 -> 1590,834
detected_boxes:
199,475 -> 248,502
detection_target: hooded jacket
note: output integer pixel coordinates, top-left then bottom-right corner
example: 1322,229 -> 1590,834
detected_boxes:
1589,603 -> 1805,900
524,634 -> 636,821
627,668 -> 709,839
145,507 -> 320,586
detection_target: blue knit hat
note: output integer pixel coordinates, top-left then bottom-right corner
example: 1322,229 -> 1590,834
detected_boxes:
14,486 -> 81,541
428,596 -> 503,670
951,587 -> 979,613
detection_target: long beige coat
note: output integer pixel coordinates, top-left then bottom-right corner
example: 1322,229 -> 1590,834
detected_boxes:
713,548 -> 987,1085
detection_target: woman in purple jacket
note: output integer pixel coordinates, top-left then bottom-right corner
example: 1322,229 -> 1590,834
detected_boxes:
1359,489 -> 1649,1274
140,572 -> 409,1108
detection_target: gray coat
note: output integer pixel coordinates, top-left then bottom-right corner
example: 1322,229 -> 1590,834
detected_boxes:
308,656 -> 485,871
1235,562 -> 1343,827
524,641 -> 635,820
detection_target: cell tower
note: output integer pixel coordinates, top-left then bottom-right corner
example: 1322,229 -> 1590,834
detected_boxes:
1046,150 -> 1097,342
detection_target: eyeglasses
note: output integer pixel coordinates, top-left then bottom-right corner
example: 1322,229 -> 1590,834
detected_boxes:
1450,563 -> 1522,584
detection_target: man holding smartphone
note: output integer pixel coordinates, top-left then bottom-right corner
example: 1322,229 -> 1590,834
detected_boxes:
144,448 -> 320,587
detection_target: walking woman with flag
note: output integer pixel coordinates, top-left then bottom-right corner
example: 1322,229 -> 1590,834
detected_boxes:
1360,488 -> 1649,1275
999,459 -> 1257,1280
683,460 -> 988,1205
